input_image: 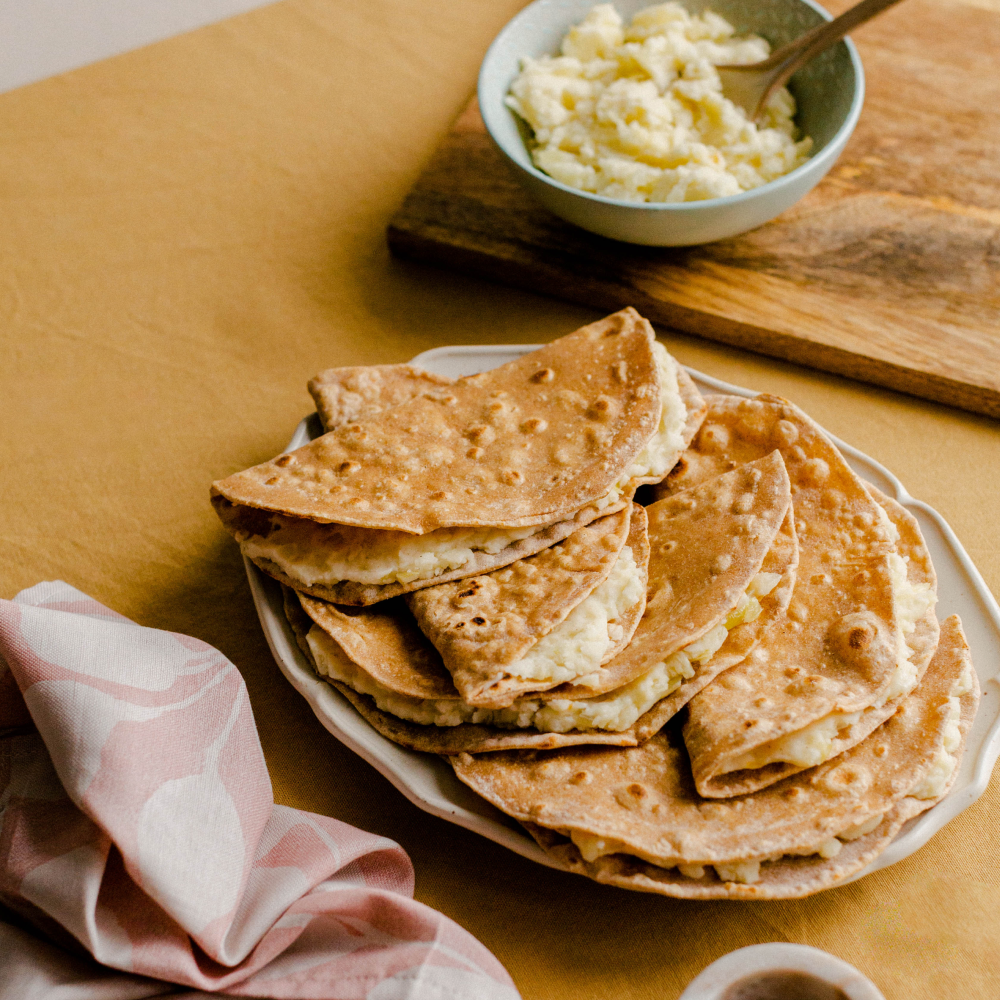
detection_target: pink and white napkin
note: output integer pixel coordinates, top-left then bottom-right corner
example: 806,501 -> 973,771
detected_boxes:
0,581 -> 520,1000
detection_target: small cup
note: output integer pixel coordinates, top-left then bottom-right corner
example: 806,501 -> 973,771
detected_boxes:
678,943 -> 886,1000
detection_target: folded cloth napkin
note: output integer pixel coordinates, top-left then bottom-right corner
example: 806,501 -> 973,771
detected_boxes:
0,582 -> 520,1000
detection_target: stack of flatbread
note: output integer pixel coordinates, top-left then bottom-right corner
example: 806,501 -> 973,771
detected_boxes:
212,309 -> 979,901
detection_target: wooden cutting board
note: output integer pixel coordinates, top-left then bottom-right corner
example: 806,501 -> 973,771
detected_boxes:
388,0 -> 1000,418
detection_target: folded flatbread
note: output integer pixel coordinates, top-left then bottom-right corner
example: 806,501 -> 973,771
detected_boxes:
557,451 -> 797,731
452,615 -> 978,899
214,309 -> 690,604
232,501 -> 630,607
283,586 -> 643,753
282,459 -> 793,751
308,364 -> 452,432
309,354 -> 707,448
685,481 -> 941,799
657,394 -> 924,798
406,505 -> 647,708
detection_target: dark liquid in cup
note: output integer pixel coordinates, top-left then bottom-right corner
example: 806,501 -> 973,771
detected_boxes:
721,970 -> 851,1000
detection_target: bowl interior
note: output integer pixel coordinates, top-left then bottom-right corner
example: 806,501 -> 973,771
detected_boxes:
481,0 -> 858,181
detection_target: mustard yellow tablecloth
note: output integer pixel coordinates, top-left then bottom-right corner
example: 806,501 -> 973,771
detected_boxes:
2,2 -> 999,998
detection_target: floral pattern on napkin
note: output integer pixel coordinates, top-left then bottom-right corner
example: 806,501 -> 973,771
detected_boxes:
0,581 -> 520,1000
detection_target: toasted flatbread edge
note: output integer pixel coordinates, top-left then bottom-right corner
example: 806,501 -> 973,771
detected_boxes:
518,643 -> 978,899
247,498 -> 627,606
281,584 -> 642,753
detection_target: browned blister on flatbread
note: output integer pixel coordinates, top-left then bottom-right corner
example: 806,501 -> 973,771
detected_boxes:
407,506 -> 640,708
552,453 -> 794,723
452,615 -> 978,899
230,497 -> 627,606
660,395 -> 905,798
309,364 -> 453,432
212,308 -> 664,534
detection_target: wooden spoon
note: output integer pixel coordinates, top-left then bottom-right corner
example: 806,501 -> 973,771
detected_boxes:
717,0 -> 905,123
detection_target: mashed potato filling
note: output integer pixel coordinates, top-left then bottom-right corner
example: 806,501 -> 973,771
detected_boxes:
595,341 -> 688,509
909,663 -> 971,800
569,807 -> 888,884
506,545 -> 645,685
616,342 -> 687,487
720,553 -> 936,773
307,568 -> 777,735
241,516 -> 552,587
507,3 -> 812,204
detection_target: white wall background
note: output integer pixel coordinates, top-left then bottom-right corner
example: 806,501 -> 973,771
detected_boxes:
0,0 -> 279,95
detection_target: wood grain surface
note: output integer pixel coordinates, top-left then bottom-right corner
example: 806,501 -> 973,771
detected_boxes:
388,0 -> 1000,418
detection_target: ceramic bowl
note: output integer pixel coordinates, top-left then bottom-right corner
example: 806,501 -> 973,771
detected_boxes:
478,0 -> 864,246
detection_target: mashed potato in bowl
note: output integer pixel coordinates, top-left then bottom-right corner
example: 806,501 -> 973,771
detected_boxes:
506,2 -> 813,203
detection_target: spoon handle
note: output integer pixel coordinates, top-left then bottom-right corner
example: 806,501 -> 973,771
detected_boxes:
768,0 -> 906,77
725,0 -> 907,120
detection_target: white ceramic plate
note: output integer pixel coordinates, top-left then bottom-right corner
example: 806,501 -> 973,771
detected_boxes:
245,345 -> 1000,882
